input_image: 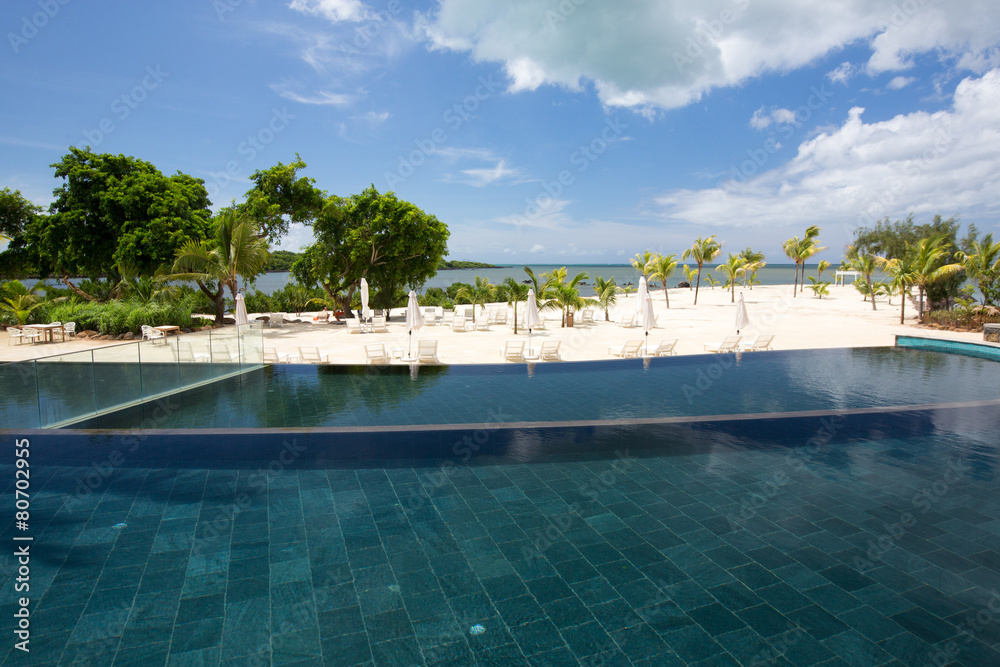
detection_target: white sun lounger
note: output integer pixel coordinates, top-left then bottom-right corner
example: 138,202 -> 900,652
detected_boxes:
298,346 -> 330,363
704,335 -> 742,353
417,339 -> 439,363
609,340 -> 643,358
651,339 -> 678,356
501,340 -> 525,361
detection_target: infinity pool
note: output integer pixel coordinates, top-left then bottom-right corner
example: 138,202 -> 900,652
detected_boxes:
1,346 -> 999,666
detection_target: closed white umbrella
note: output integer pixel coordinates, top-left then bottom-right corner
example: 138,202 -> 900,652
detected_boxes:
235,292 -> 248,326
634,275 -> 648,320
641,293 -> 656,355
735,292 -> 750,334
525,289 -> 541,355
404,290 -> 423,360
359,277 -> 370,328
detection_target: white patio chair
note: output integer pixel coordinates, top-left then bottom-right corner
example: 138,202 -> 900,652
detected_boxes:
540,340 -> 561,361
617,312 -> 636,328
608,340 -> 643,358
423,307 -> 438,325
63,322 -> 76,338
417,339 -> 439,363
501,340 -> 526,362
704,335 -> 742,353
297,346 -> 330,364
651,339 -> 679,356
141,325 -> 165,343
371,316 -> 389,333
451,316 -> 468,332
745,334 -> 775,351
364,343 -> 389,364
21,327 -> 41,344
7,327 -> 24,345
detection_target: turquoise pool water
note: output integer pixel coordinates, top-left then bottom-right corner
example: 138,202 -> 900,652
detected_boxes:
1,347 -> 999,666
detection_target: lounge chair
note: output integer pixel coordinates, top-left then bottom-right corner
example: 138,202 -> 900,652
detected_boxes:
211,342 -> 240,363
417,339 -> 439,363
540,340 -> 561,361
365,343 -> 389,364
423,307 -> 439,325
263,347 -> 291,364
475,317 -> 491,331
617,313 -> 636,328
347,317 -> 363,334
451,316 -> 468,332
579,310 -> 595,325
269,312 -> 284,328
178,342 -> 211,363
501,340 -> 526,362
297,346 -> 329,364
492,309 -> 508,325
371,316 -> 389,333
608,340 -> 643,358
704,335 -> 742,353
651,339 -> 678,356
744,334 -> 775,351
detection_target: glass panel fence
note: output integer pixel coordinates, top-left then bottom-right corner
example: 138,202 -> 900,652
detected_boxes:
1,324 -> 262,428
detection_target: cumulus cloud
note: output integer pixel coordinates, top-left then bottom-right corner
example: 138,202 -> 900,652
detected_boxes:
288,0 -> 369,23
655,69 -> 1000,237
887,75 -> 916,90
750,107 -> 798,130
417,0 -> 1000,111
827,62 -> 856,85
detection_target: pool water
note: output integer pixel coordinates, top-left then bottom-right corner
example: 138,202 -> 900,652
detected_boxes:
2,348 -> 1000,666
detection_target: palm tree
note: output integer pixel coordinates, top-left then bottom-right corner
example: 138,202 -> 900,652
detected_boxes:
682,235 -> 721,305
682,264 -> 697,289
784,225 -> 823,297
716,253 -> 748,303
0,280 -> 45,325
957,233 -> 1000,304
455,276 -> 495,323
875,255 -> 917,324
593,276 -> 617,321
647,253 -> 678,308
909,235 -> 964,323
630,251 -> 655,279
849,251 -> 880,311
172,210 -> 270,322
817,259 -> 830,280
739,247 -> 766,289
497,277 -> 528,333
541,267 -> 591,326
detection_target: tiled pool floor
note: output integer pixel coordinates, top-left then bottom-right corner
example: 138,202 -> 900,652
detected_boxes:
3,428 -> 1000,666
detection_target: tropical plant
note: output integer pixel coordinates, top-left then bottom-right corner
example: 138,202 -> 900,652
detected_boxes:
848,249 -> 880,311
496,277 -> 529,333
817,259 -> 830,280
873,256 -> 914,323
454,276 -> 495,323
806,276 -> 831,298
0,279 -> 45,325
682,264 -> 697,289
172,210 -> 270,322
909,235 -> 964,323
630,251 -> 655,279
716,253 -> 748,303
682,235 -> 722,305
956,232 -> 1000,305
783,225 -> 823,297
704,273 -> 719,288
593,276 -> 617,321
540,267 -> 592,326
739,247 -> 766,289
647,253 -> 678,308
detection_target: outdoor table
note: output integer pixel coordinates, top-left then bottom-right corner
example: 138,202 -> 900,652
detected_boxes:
30,323 -> 64,343
154,325 -> 181,336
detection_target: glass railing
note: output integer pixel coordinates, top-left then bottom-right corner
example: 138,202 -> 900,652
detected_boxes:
2,322 -> 264,429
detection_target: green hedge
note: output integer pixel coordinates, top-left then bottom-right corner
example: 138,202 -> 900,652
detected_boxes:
41,299 -> 198,336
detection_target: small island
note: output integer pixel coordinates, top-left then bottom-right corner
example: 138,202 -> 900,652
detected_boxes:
438,259 -> 504,269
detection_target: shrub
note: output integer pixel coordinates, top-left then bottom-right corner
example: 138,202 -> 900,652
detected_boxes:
42,298 -> 195,335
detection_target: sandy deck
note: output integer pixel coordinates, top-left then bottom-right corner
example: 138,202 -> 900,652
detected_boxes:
0,284 -> 986,365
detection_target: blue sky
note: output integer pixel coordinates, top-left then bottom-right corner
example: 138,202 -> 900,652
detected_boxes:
3,0 -> 1000,264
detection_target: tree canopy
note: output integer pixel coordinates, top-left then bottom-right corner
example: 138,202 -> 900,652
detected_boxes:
292,186 -> 449,314
231,155 -> 326,245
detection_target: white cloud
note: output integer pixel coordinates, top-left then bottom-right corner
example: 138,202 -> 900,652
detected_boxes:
655,69 -> 1000,240
887,75 -> 916,90
529,244 -> 545,254
827,62 -> 856,85
456,160 -> 520,187
750,107 -> 797,130
271,84 -> 357,106
417,0 -> 1000,111
288,0 -> 369,23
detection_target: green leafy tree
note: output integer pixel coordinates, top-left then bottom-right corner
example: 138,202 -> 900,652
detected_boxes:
682,235 -> 722,305
647,253 -> 678,308
593,275 -> 617,321
716,253 -> 748,303
293,186 -> 449,316
455,276 -> 495,323
496,277 -> 529,333
172,210 -> 269,322
233,155 -> 327,245
21,147 -> 212,300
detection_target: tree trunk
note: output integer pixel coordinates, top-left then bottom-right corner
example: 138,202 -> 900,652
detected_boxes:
900,292 -> 906,324
918,286 -> 925,323
694,266 -> 702,305
792,263 -> 799,297
195,280 -> 225,322
60,272 -> 99,302
513,302 -> 518,334
730,280 -> 735,303
663,285 -> 670,308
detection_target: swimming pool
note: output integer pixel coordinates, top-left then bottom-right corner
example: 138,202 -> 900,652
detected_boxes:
2,347 -> 999,665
